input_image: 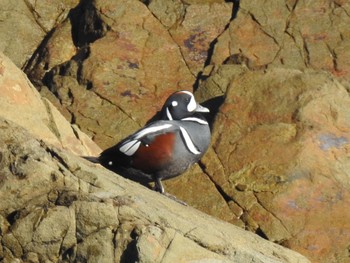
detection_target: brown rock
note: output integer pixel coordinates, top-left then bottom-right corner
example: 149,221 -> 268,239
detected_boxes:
0,0 -> 78,68
211,0 -> 350,80
0,0 -> 44,67
25,19 -> 77,85
163,163 -> 235,223
0,117 -> 310,262
199,67 -> 350,262
26,0 -> 196,149
160,1 -> 233,75
0,52 -> 100,156
26,0 -> 79,32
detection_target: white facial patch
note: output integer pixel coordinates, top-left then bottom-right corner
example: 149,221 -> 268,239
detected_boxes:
171,101 -> 178,107
187,94 -> 197,112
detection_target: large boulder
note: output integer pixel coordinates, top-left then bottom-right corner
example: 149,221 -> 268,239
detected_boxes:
190,66 -> 350,262
0,117 -> 309,263
211,0 -> 350,80
24,0 -> 236,149
4,0 -> 349,261
25,0 -> 198,149
0,0 -> 79,68
0,52 -> 100,156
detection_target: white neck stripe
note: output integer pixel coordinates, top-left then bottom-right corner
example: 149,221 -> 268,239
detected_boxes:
181,117 -> 208,125
166,107 -> 173,120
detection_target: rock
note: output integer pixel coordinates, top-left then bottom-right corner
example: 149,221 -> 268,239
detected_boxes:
26,0 -> 197,149
0,117 -> 309,263
0,52 -> 100,156
198,67 -> 350,262
149,0 -> 233,75
25,18 -> 77,86
0,0 -> 78,68
163,163 -> 236,223
3,0 -> 349,261
25,0 -> 80,33
210,0 -> 350,80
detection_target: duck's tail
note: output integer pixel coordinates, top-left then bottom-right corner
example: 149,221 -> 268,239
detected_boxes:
81,156 -> 100,163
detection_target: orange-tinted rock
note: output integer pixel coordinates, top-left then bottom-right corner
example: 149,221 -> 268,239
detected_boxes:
200,67 -> 350,262
211,0 -> 350,80
0,52 -> 100,156
167,2 -> 233,75
27,0 -> 196,148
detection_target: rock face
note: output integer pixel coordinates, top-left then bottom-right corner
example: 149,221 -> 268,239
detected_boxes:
0,52 -> 100,157
0,0 -> 79,68
211,0 -> 350,80
0,50 -> 310,262
196,66 -> 350,262
0,117 -> 309,263
2,0 -> 350,262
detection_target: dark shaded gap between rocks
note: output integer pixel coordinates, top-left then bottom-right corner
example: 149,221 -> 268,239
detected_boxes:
69,0 -> 109,48
119,229 -> 139,263
255,227 -> 269,240
200,96 -> 225,130
23,29 -> 56,87
197,161 -> 233,203
193,0 -> 240,91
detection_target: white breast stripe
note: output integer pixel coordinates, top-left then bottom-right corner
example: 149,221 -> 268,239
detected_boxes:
135,123 -> 173,139
119,140 -> 141,156
181,117 -> 208,125
179,127 -> 201,155
166,107 -> 173,120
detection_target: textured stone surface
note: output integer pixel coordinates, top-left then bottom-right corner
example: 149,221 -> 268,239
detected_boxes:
0,0 -> 44,68
0,52 -> 100,156
198,67 -> 350,262
0,0 -> 78,68
25,0 -> 199,149
152,1 -> 233,75
211,0 -> 350,80
3,0 -> 350,261
0,117 -> 309,263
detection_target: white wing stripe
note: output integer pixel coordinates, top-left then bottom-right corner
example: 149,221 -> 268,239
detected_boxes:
119,140 -> 141,156
135,123 -> 173,139
126,141 -> 141,156
119,123 -> 173,156
179,127 -> 201,155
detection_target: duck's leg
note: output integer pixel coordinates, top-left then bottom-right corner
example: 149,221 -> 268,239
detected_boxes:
154,177 -> 165,194
154,177 -> 187,206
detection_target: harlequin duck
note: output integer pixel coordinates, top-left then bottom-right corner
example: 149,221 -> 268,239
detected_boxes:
98,91 -> 211,195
